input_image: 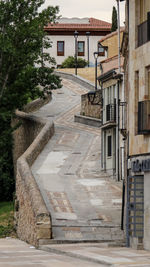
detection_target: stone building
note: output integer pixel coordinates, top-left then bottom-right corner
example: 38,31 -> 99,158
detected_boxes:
44,17 -> 111,67
121,0 -> 150,250
100,29 -> 124,58
97,29 -> 125,181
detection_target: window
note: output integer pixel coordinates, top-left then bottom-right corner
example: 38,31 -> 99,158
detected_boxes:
98,43 -> 105,56
135,71 -> 139,134
107,136 -> 112,157
139,0 -> 150,24
57,41 -> 64,56
137,1 -> 150,46
78,41 -> 84,56
146,66 -> 150,99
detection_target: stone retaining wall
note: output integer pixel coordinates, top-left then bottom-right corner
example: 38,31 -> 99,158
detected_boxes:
80,90 -> 102,119
13,109 -> 54,247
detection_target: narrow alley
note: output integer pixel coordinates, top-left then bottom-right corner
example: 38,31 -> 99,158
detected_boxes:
31,78 -> 124,243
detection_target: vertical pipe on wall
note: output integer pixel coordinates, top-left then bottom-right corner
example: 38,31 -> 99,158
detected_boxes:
116,0 -> 121,181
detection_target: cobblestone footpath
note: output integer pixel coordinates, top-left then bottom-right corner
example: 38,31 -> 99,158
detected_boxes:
32,78 -> 124,242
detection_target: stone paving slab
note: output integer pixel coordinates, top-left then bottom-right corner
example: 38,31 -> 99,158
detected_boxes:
2,238 -> 150,267
0,238 -> 103,267
40,242 -> 150,267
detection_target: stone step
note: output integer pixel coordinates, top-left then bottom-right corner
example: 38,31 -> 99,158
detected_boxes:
52,225 -> 125,241
39,239 -> 124,246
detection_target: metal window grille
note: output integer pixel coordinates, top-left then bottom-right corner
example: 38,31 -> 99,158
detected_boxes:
126,175 -> 144,247
106,104 -> 116,122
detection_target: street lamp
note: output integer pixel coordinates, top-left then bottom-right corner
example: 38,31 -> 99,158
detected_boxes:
93,52 -> 99,90
74,31 -> 79,75
86,31 -> 90,67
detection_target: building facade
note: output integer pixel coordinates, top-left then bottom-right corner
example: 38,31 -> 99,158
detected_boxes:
44,18 -> 111,67
122,0 -> 150,250
98,29 -> 125,181
98,56 -> 125,180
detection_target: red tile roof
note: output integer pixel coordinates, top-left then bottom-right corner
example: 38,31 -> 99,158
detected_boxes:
44,18 -> 111,32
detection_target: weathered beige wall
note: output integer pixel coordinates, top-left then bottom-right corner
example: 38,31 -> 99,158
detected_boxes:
80,90 -> 102,119
128,0 -> 150,156
101,31 -> 124,58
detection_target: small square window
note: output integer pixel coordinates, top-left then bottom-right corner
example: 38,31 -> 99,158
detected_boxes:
98,43 -> 105,56
57,41 -> 64,56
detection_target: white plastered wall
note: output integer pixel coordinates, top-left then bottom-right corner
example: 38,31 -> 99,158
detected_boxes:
45,35 -> 106,67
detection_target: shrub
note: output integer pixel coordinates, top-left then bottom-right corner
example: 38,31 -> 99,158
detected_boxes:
61,56 -> 88,68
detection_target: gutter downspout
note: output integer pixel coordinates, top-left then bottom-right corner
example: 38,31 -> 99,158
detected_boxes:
116,0 -> 121,182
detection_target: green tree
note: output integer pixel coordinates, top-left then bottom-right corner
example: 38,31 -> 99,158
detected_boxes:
61,56 -> 88,68
111,6 -> 118,32
0,0 -> 61,201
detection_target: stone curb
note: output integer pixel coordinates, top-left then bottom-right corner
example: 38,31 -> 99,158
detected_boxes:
39,246 -> 112,266
54,70 -> 98,91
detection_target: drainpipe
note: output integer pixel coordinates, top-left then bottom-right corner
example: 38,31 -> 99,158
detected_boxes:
116,0 -> 121,182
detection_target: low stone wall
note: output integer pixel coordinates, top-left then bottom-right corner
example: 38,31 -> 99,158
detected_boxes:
80,90 -> 102,119
23,94 -> 52,113
54,70 -> 96,91
55,71 -> 102,120
14,111 -> 54,247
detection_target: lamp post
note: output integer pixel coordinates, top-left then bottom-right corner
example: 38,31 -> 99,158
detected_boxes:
74,31 -> 79,75
86,31 -> 90,67
93,52 -> 99,90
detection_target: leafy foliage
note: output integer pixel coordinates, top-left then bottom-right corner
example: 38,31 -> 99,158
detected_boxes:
0,202 -> 15,237
111,6 -> 118,32
61,56 -> 88,68
0,0 -> 62,200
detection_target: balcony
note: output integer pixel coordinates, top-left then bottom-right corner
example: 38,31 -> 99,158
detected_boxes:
138,100 -> 150,134
138,12 -> 150,47
106,104 -> 116,122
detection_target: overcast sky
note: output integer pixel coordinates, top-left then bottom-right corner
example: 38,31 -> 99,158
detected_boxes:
40,0 -> 125,26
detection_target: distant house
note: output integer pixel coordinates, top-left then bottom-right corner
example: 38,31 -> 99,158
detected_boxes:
44,17 -> 111,67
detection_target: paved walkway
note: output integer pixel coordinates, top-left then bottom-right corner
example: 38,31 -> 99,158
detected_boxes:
1,238 -> 150,267
32,78 -> 123,242
0,238 -> 102,267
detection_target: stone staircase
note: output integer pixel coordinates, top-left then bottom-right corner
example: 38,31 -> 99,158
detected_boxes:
39,219 -> 125,246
